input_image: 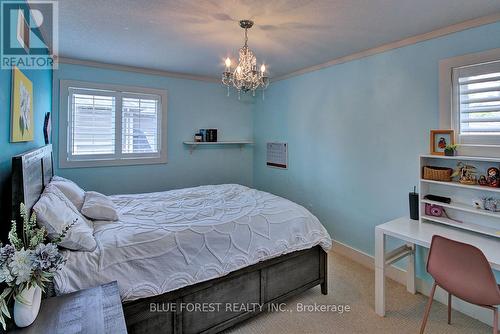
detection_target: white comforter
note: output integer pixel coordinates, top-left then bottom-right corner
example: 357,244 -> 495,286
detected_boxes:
54,184 -> 332,301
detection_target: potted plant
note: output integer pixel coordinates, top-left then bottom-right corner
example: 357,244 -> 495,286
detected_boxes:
0,204 -> 72,330
444,144 -> 459,156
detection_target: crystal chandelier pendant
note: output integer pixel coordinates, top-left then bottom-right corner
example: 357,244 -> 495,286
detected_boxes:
221,20 -> 269,99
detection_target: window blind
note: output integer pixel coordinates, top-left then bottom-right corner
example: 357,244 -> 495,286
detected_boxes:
70,91 -> 116,156
122,95 -> 159,154
62,81 -> 166,167
67,85 -> 163,164
456,61 -> 500,135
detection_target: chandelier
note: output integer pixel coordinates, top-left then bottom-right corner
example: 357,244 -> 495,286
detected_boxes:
222,20 -> 269,98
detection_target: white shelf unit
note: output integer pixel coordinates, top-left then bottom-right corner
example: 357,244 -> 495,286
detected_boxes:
419,155 -> 500,239
183,141 -> 253,153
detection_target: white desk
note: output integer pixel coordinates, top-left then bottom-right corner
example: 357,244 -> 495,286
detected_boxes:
375,217 -> 500,316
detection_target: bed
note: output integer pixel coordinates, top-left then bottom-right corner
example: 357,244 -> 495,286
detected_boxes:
12,145 -> 332,334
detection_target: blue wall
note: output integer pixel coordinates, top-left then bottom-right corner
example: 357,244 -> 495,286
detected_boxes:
253,21 -> 500,277
0,0 -> 53,229
52,64 -> 254,195
0,68 -> 52,223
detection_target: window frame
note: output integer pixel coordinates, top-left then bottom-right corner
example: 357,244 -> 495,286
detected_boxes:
452,60 -> 500,146
439,48 -> 500,157
59,80 -> 167,168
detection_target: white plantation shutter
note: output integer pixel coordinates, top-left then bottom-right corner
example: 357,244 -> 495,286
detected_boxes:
63,82 -> 166,167
453,60 -> 500,145
122,95 -> 160,154
70,90 -> 116,156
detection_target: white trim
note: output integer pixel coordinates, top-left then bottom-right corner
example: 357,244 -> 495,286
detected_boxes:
58,79 -> 168,168
331,240 -> 499,328
56,56 -> 219,83
274,13 -> 500,82
332,240 -> 407,285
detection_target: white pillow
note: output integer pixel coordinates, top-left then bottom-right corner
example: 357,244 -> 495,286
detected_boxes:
50,176 -> 85,211
33,184 -> 97,251
81,191 -> 119,221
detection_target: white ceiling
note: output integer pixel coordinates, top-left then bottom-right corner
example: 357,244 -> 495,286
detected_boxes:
58,0 -> 500,79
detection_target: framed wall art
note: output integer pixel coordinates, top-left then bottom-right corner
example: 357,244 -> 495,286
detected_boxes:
11,66 -> 34,142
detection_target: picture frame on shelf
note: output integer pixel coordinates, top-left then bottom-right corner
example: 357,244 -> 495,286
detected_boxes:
430,130 -> 454,155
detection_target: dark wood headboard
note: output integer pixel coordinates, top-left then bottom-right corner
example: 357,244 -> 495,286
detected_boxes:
11,145 -> 53,226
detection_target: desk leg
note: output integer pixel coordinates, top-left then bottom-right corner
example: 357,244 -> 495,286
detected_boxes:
375,228 -> 386,316
406,243 -> 416,294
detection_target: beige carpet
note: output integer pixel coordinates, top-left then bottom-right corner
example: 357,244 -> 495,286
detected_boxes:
224,252 -> 492,334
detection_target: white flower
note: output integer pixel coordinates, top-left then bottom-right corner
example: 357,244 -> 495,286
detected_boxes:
0,245 -> 15,265
9,249 -> 34,285
0,265 -> 14,284
34,243 -> 60,270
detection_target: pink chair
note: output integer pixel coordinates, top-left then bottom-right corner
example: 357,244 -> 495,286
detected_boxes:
420,235 -> 500,334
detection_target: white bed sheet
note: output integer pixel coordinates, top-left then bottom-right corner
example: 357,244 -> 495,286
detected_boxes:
54,184 -> 332,301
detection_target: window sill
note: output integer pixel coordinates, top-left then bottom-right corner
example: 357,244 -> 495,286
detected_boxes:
59,156 -> 167,169
457,144 -> 500,159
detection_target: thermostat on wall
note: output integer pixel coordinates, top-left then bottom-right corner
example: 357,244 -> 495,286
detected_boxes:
267,142 -> 288,169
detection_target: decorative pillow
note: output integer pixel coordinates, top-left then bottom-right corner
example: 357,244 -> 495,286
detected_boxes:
81,191 -> 119,221
33,184 -> 97,251
49,176 -> 85,211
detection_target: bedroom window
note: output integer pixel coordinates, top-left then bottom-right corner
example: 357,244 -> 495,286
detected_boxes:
59,80 -> 167,168
452,60 -> 500,146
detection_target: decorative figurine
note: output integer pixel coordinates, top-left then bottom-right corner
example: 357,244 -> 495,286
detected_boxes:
472,198 -> 484,209
451,162 -> 477,185
486,167 -> 500,188
483,197 -> 500,212
478,175 -> 488,186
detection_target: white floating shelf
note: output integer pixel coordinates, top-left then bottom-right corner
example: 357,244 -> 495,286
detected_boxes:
183,141 -> 254,145
420,179 -> 500,194
183,141 -> 253,153
421,199 -> 500,219
422,215 -> 500,238
420,154 -> 500,163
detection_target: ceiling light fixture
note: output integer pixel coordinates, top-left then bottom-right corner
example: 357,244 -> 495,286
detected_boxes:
222,20 -> 269,99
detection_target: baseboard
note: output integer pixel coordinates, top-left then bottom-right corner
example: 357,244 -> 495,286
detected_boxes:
332,239 -> 408,285
331,240 -> 498,328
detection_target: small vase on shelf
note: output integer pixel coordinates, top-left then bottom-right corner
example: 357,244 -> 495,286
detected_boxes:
14,285 -> 42,327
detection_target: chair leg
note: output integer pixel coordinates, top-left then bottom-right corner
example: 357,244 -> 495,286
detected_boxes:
494,307 -> 498,334
447,293 -> 452,325
420,282 -> 437,334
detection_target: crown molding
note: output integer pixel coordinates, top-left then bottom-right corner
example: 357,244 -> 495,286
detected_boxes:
272,12 -> 500,82
55,56 -> 219,83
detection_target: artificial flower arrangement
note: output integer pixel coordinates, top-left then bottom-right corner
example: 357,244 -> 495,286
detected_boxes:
0,204 -> 73,329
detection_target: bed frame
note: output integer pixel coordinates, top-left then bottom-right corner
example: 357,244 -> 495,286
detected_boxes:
12,145 -> 328,334
11,145 -> 54,229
